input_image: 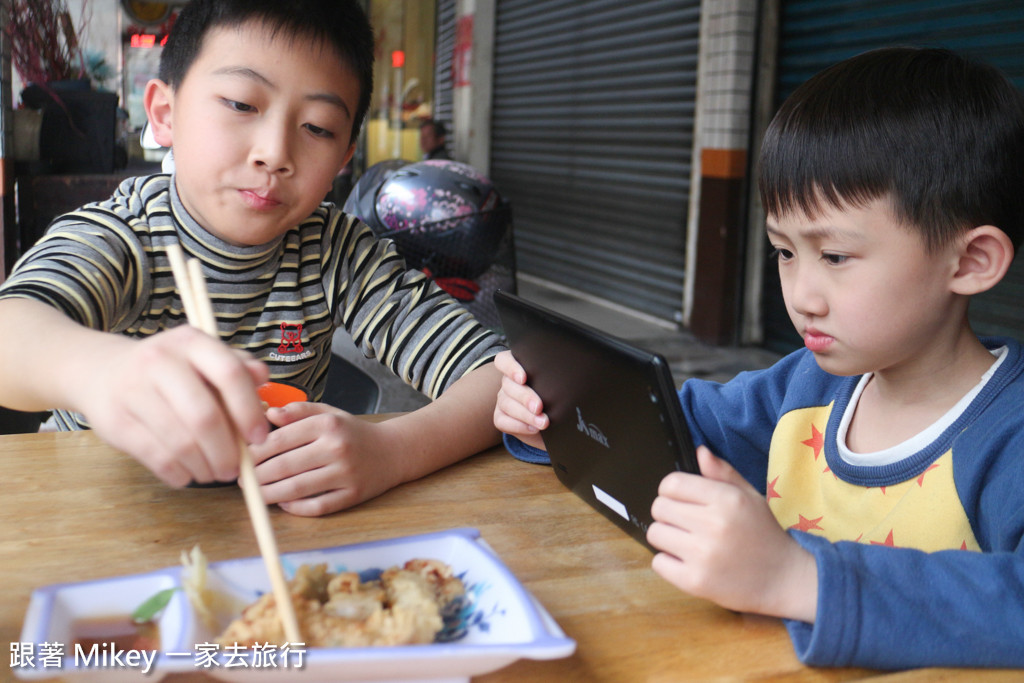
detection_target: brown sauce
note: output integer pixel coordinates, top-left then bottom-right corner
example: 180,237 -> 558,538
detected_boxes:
71,616 -> 160,651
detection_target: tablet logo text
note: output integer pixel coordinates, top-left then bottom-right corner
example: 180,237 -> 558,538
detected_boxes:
576,407 -> 609,448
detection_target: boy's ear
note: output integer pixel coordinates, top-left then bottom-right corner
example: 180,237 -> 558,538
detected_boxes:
340,142 -> 357,173
950,225 -> 1015,295
143,79 -> 175,148
327,142 -> 358,195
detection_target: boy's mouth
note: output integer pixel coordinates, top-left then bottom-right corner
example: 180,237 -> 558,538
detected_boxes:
239,189 -> 282,211
803,329 -> 834,353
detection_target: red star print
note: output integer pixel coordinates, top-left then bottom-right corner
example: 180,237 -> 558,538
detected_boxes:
870,529 -> 896,547
790,514 -> 824,532
917,464 -> 939,487
960,541 -> 968,551
766,476 -> 781,500
802,424 -> 824,460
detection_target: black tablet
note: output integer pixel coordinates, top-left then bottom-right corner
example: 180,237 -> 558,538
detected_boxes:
495,290 -> 699,549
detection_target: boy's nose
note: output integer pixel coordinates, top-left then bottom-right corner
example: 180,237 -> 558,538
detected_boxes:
786,266 -> 828,317
250,126 -> 295,175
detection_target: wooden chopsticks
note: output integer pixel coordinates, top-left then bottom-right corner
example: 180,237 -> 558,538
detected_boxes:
166,244 -> 302,645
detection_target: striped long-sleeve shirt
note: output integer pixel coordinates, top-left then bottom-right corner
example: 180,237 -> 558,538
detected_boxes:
0,174 -> 505,429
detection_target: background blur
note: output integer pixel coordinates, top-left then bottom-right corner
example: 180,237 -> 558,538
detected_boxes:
2,0 -> 1023,359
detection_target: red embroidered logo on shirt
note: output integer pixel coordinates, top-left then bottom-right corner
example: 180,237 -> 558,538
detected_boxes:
278,323 -> 304,354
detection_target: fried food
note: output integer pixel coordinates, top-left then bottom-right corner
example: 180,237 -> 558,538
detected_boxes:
217,559 -> 465,647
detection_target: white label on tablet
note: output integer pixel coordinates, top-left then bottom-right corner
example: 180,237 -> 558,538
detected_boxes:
593,484 -> 629,520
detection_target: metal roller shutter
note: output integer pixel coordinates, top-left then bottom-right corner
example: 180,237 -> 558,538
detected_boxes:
765,0 -> 1024,353
433,0 -> 455,129
491,0 -> 700,322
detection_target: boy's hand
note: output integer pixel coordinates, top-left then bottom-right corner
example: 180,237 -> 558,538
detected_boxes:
646,446 -> 818,623
77,326 -> 270,487
492,350 -> 548,450
250,362 -> 502,517
247,402 -> 402,516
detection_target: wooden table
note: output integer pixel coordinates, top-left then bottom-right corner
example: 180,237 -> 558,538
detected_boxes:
1,426 -> 1018,682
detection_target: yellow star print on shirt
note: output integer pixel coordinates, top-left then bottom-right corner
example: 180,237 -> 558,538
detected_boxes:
766,404 -> 980,552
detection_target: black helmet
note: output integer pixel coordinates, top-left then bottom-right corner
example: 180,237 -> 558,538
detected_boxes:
342,158 -> 411,225
348,159 -> 511,280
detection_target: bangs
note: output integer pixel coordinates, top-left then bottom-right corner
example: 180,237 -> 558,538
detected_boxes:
758,112 -> 894,222
757,57 -> 918,227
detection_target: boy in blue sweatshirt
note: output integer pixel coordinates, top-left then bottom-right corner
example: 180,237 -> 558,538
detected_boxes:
494,47 -> 1024,669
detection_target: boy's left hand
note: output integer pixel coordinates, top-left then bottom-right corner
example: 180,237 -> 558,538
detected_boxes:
246,402 -> 400,517
646,446 -> 818,623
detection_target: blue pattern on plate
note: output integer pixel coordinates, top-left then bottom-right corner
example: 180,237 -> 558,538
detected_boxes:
438,572 -> 505,641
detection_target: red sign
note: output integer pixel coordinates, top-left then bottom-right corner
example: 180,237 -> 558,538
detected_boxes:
130,34 -> 156,48
452,15 -> 473,87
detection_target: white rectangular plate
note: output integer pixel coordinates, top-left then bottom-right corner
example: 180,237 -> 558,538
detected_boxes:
15,527 -> 575,682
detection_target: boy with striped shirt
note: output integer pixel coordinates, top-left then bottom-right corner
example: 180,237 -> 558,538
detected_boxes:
0,0 -> 505,516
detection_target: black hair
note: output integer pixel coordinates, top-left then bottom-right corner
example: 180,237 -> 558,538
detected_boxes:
420,118 -> 446,138
758,47 -> 1024,251
159,0 -> 374,143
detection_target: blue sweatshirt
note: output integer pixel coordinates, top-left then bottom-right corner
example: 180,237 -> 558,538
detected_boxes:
507,337 -> 1024,669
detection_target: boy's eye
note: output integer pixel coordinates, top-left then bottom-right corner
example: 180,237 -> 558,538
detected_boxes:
304,123 -> 335,139
769,247 -> 793,262
223,99 -> 256,113
822,253 -> 849,265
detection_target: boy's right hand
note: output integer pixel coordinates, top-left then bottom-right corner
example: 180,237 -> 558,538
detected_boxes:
77,326 -> 270,487
492,350 -> 548,451
647,446 -> 818,622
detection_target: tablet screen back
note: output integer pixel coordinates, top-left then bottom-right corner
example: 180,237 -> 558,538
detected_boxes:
494,290 -> 698,549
